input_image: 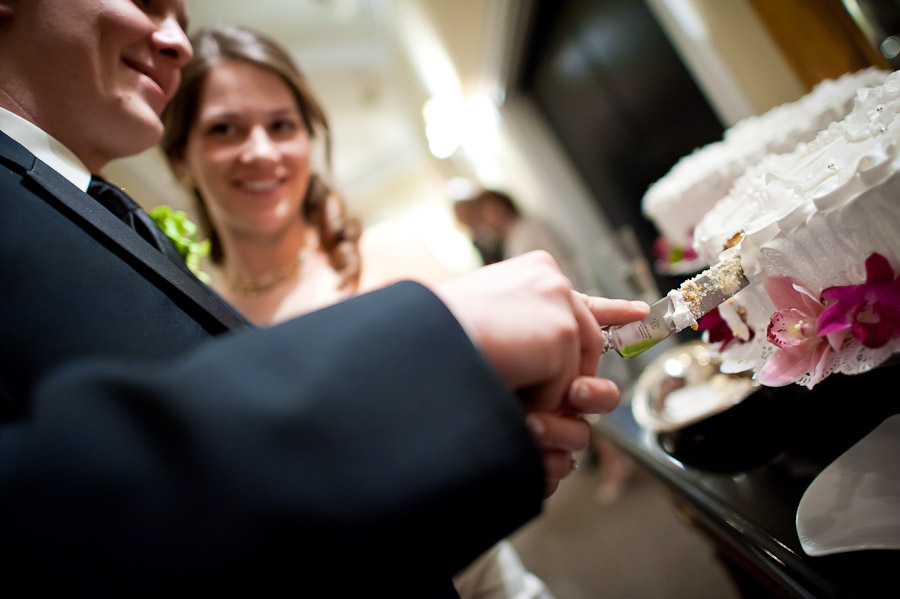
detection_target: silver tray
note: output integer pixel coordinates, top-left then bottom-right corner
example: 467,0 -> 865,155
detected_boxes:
631,341 -> 758,432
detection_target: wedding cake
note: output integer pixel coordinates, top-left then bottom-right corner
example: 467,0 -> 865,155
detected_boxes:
642,68 -> 890,262
691,69 -> 900,388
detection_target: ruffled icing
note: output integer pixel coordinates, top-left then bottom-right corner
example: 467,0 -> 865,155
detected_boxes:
642,68 -> 890,250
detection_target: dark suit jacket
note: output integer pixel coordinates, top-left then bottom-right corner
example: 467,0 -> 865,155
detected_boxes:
0,130 -> 544,597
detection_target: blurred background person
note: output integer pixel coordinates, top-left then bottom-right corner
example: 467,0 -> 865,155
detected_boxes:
452,189 -> 505,266
454,189 -> 593,290
162,24 -> 554,598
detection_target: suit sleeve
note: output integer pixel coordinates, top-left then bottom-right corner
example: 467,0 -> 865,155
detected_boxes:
0,281 -> 544,595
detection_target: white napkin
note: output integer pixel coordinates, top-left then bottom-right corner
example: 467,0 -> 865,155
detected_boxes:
796,413 -> 900,556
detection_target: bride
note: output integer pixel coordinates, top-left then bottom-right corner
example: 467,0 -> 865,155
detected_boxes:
161,25 -> 451,325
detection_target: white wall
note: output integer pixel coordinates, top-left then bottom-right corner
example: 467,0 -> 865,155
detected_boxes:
645,0 -> 805,126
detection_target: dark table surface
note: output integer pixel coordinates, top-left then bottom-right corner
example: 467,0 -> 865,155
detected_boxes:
594,357 -> 900,599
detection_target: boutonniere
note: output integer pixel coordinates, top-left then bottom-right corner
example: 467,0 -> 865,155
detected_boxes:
150,205 -> 211,284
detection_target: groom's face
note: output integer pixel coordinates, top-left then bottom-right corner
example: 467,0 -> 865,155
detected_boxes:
1,0 -> 192,171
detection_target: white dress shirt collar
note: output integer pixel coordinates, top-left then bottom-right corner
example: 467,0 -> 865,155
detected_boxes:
0,106 -> 92,193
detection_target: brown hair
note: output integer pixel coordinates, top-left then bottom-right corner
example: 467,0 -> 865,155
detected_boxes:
161,24 -> 361,284
475,189 -> 520,217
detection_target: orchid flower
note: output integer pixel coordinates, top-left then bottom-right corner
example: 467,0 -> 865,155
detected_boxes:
818,253 -> 900,349
759,277 -> 845,388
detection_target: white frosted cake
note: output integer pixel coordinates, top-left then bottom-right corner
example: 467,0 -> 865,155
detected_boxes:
691,70 -> 900,388
642,68 -> 890,260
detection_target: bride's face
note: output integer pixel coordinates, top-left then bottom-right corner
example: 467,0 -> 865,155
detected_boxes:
183,59 -> 311,241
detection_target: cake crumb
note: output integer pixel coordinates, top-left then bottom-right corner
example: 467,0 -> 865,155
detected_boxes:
723,231 -> 744,250
677,254 -> 744,319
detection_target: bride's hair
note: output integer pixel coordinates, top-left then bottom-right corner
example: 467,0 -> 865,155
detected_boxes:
161,24 -> 361,285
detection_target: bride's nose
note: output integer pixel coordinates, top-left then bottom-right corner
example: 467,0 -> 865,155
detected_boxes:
240,126 -> 280,164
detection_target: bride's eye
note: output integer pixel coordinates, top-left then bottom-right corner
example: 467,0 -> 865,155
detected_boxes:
207,122 -> 238,137
271,119 -> 300,134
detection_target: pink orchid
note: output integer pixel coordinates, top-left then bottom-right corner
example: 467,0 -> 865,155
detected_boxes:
759,277 -> 845,388
697,306 -> 752,350
818,253 -> 900,349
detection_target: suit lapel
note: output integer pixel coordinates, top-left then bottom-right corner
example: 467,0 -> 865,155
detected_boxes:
0,130 -> 251,334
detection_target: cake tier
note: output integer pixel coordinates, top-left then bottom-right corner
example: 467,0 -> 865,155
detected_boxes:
642,68 -> 889,253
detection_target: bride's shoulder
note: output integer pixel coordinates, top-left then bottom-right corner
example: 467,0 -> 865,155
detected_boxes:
357,220 -> 453,290
359,220 -> 424,252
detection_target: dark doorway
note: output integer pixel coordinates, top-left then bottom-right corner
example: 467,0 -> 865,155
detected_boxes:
518,0 -> 724,292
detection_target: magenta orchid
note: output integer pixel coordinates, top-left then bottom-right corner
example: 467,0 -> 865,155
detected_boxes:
759,277 -> 846,388
818,253 -> 900,349
697,306 -> 751,350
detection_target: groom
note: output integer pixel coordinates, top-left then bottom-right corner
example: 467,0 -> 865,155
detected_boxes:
0,0 -> 647,596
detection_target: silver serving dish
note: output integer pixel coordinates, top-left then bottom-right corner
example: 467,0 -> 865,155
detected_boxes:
632,341 -> 758,432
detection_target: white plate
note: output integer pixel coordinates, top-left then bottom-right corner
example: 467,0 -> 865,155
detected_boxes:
631,341 -> 758,432
796,413 -> 900,556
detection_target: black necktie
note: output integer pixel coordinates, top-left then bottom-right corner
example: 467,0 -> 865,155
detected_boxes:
87,176 -> 185,266
86,176 -> 252,331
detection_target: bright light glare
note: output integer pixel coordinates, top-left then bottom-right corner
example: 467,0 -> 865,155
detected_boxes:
423,96 -> 461,158
426,122 -> 460,159
423,94 -> 500,159
664,358 -> 686,377
465,94 -> 500,131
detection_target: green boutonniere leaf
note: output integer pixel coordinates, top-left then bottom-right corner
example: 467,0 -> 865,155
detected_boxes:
150,205 -> 211,284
